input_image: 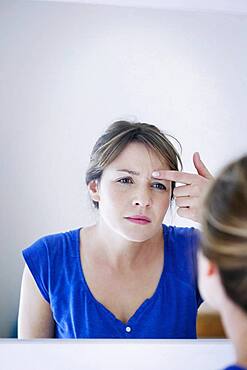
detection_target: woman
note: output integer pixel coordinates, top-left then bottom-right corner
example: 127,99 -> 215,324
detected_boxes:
198,155 -> 247,369
18,120 -> 212,338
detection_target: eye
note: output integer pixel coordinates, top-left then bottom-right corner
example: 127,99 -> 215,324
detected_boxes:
152,182 -> 167,190
117,177 -> 133,184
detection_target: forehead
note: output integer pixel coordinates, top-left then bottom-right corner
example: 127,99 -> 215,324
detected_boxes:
107,142 -> 170,170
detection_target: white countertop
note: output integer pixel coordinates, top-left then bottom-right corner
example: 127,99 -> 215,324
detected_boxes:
0,339 -> 235,370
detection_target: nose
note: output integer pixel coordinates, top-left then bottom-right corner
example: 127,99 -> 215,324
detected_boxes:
132,188 -> 152,208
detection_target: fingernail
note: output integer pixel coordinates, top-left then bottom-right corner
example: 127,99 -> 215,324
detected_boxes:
152,171 -> 160,177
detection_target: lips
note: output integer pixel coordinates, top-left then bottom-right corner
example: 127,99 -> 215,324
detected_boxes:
125,215 -> 151,224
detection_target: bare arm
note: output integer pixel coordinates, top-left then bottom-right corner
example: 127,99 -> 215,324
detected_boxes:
18,264 -> 55,338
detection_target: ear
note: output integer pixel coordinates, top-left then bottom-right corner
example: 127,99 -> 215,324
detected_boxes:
205,258 -> 218,277
198,250 -> 219,277
88,180 -> 100,203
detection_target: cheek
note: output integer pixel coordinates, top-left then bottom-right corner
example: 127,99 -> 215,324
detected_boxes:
197,254 -> 212,303
155,193 -> 170,212
198,268 -> 206,300
198,254 -> 205,285
158,187 -> 172,208
101,184 -> 126,207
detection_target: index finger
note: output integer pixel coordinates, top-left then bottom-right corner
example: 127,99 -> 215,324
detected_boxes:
152,170 -> 199,185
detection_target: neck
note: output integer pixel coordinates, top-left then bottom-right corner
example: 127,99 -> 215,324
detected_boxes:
90,220 -> 163,271
220,299 -> 247,367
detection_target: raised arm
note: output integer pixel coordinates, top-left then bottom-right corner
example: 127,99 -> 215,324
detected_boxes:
18,264 -> 55,338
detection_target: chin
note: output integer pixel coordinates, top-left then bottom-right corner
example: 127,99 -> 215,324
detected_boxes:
120,227 -> 157,243
124,235 -> 151,243
103,217 -> 161,242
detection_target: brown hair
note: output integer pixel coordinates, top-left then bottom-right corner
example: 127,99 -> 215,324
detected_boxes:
201,155 -> 247,312
85,120 -> 183,209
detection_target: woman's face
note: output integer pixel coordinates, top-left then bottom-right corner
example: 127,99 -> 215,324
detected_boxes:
90,142 -> 171,242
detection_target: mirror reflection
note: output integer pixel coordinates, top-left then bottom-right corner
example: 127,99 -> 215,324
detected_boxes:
1,0 -> 246,339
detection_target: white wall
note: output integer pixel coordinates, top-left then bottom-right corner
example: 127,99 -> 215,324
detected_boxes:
0,0 -> 247,337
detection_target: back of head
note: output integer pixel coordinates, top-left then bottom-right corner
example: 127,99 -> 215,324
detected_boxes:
201,155 -> 247,313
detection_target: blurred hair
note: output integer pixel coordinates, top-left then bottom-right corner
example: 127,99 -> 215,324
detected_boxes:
201,155 -> 247,312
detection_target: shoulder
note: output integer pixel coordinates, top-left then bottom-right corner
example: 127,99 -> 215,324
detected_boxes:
42,228 -> 80,247
163,224 -> 201,246
162,224 -> 201,272
22,228 -> 81,261
21,228 -> 82,303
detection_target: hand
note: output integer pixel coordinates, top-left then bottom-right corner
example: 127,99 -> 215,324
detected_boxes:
152,152 -> 213,223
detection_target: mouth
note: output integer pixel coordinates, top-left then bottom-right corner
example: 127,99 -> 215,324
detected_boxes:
124,215 -> 151,225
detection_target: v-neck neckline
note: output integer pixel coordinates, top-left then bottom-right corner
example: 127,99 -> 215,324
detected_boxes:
75,224 -> 168,327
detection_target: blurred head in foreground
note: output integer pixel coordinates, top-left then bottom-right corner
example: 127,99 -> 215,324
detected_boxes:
198,154 -> 247,366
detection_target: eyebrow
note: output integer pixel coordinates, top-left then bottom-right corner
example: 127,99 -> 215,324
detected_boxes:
116,169 -> 140,175
116,169 -> 168,182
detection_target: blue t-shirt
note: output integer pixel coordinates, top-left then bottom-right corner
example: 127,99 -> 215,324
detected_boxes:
22,224 -> 203,338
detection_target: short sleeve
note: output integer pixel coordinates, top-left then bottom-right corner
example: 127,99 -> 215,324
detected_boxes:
22,238 -> 50,303
190,228 -> 203,307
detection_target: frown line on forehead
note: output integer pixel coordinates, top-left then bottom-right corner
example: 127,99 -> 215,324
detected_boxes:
115,169 -> 169,182
117,169 -> 140,176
